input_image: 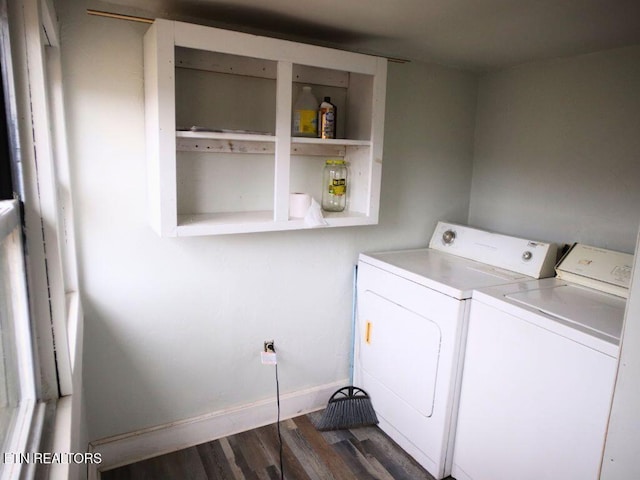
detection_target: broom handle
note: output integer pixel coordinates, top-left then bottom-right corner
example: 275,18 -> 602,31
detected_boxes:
349,264 -> 358,386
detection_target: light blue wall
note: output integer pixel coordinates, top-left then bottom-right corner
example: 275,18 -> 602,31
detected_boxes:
469,46 -> 640,253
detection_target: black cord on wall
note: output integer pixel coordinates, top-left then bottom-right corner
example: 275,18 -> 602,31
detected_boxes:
275,363 -> 284,479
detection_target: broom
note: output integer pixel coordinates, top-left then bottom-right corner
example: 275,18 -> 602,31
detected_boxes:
315,386 -> 378,430
315,265 -> 378,431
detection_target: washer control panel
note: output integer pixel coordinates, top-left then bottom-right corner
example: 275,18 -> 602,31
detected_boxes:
429,221 -> 558,278
442,229 -> 456,245
555,243 -> 633,297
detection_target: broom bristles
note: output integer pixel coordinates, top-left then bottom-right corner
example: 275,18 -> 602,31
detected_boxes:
315,387 -> 379,431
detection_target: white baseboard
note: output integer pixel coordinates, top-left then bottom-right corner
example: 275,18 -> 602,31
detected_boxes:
88,379 -> 346,480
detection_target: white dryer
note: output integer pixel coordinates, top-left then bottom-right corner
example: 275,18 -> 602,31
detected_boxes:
452,244 -> 634,480
354,221 -> 558,479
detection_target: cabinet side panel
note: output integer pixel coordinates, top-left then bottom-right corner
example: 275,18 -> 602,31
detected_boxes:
346,58 -> 385,221
144,20 -> 177,236
345,146 -> 371,216
368,58 -> 387,223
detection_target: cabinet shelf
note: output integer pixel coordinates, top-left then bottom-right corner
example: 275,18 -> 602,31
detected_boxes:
291,137 -> 371,147
176,131 -> 276,154
178,211 -> 275,236
176,209 -> 372,236
144,19 -> 386,236
176,130 -> 276,142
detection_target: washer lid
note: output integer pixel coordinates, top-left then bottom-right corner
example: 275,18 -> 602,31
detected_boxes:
506,284 -> 626,341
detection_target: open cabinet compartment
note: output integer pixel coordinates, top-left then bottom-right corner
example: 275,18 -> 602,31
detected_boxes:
144,19 -> 386,236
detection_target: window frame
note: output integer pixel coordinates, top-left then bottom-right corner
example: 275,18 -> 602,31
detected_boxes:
0,200 -> 40,480
0,0 -> 82,477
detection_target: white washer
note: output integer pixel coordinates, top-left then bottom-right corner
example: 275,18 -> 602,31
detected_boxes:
354,222 -> 557,479
452,244 -> 634,480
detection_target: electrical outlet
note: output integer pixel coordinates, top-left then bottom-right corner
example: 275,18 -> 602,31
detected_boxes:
261,340 -> 277,365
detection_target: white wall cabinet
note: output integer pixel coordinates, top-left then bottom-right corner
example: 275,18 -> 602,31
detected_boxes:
144,19 -> 387,236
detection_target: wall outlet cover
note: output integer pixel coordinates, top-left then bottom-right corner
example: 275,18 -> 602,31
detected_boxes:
261,351 -> 277,365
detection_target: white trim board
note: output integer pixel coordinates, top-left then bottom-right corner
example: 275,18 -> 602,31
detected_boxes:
89,379 -> 347,479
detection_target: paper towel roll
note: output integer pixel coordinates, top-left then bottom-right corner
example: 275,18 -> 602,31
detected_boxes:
289,193 -> 312,218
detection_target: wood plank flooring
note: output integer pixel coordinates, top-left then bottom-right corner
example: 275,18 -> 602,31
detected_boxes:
101,411 -> 445,480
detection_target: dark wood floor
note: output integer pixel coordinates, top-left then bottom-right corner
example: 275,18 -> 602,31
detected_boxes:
101,410 -> 444,480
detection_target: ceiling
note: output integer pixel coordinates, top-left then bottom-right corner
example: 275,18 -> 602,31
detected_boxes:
89,0 -> 640,71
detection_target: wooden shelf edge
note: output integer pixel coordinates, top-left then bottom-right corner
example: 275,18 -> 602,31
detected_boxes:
175,211 -> 375,236
291,137 -> 371,147
176,130 -> 276,142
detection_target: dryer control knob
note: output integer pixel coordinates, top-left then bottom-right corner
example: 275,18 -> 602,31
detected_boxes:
522,251 -> 533,261
442,230 -> 456,245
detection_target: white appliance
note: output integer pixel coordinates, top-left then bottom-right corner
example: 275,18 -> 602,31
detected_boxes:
452,244 -> 634,480
354,221 -> 558,479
